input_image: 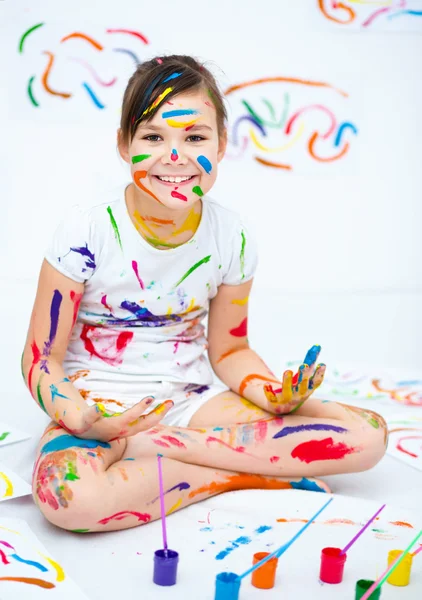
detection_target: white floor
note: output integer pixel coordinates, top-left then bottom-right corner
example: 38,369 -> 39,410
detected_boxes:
0,279 -> 421,599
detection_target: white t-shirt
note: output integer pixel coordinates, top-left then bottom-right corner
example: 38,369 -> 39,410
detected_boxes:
45,185 -> 258,399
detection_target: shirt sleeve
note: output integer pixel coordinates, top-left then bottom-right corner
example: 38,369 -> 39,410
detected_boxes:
44,205 -> 99,283
222,220 -> 259,285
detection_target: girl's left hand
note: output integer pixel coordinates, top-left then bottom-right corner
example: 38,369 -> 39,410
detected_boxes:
263,345 -> 326,414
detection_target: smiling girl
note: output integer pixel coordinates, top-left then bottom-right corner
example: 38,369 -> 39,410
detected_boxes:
22,55 -> 387,532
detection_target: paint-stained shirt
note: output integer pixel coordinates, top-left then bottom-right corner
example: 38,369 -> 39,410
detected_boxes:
45,184 -> 258,395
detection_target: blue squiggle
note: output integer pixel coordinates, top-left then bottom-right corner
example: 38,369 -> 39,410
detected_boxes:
82,82 -> 105,109
334,122 -> 358,147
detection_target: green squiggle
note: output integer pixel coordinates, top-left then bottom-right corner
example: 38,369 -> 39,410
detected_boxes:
132,154 -> 151,164
107,206 -> 122,250
240,230 -> 246,280
19,23 -> 45,53
173,255 -> 211,288
36,376 -> 48,414
27,76 -> 39,107
0,432 -> 11,442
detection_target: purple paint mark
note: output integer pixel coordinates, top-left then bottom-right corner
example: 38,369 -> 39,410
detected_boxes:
69,244 -> 96,271
273,423 -> 348,439
40,290 -> 63,373
150,481 -> 191,503
184,384 -> 210,394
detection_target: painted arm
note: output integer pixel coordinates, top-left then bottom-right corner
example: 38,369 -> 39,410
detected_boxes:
21,260 -> 172,441
208,280 -> 326,414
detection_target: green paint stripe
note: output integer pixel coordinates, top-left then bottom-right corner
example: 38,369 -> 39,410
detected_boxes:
0,432 -> 11,442
145,237 -> 180,248
132,154 -> 151,164
18,23 -> 45,53
36,376 -> 48,414
27,76 -> 39,107
173,255 -> 211,288
240,230 -> 246,280
192,185 -> 204,197
70,529 -> 90,533
20,351 -> 26,383
107,206 -> 123,250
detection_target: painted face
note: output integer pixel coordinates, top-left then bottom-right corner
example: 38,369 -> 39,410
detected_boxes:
126,89 -> 224,209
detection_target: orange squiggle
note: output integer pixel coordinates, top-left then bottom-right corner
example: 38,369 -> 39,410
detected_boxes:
254,157 -> 292,170
41,52 -> 71,98
225,77 -> 348,98
308,132 -> 350,162
60,32 -> 103,51
317,0 -> 356,24
133,170 -> 163,204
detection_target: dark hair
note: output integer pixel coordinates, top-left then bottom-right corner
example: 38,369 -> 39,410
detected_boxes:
119,55 -> 227,145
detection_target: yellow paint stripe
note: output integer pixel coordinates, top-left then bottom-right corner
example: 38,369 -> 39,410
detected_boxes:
167,498 -> 183,515
231,296 -> 249,306
249,121 -> 304,153
0,471 -> 13,497
38,553 -> 65,582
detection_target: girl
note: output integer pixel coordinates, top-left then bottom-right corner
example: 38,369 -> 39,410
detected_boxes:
22,55 -> 387,533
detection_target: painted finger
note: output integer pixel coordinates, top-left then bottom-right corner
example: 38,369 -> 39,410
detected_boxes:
128,399 -> 174,428
81,404 -> 103,428
264,384 -> 279,403
309,364 -> 326,390
298,373 -> 310,396
281,370 -> 293,404
303,344 -> 321,369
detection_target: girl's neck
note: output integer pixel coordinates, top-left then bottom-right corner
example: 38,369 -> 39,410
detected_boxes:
125,183 -> 202,249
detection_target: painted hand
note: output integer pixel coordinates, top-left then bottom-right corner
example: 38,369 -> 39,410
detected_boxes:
264,345 -> 326,414
59,396 -> 174,442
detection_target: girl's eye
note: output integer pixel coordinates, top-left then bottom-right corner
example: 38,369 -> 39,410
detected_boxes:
143,135 -> 162,142
187,135 -> 205,142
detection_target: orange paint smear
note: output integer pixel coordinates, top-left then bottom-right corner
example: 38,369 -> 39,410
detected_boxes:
42,52 -> 71,98
239,374 -> 280,396
133,170 -> 163,204
317,0 -> 355,25
0,577 -> 55,588
217,347 -> 244,363
225,76 -> 348,98
254,157 -> 292,170
189,474 -> 292,499
61,32 -> 103,50
390,521 -> 414,528
308,133 -> 350,162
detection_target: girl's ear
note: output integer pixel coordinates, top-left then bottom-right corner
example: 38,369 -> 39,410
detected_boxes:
117,129 -> 130,164
217,129 -> 228,162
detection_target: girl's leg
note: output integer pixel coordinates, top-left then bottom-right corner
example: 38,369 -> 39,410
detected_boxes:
33,422 -> 329,533
124,393 -> 387,477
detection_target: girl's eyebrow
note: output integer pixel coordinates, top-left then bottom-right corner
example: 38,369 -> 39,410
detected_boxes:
138,123 -> 213,132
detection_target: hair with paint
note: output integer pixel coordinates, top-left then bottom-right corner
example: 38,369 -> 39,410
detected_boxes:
119,55 -> 227,145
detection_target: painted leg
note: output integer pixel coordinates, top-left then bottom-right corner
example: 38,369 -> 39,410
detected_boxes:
33,423 -> 329,533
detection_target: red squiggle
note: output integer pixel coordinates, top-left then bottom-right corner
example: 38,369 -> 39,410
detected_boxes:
98,510 -> 151,525
106,28 -> 149,44
396,436 -> 421,459
206,436 -> 248,454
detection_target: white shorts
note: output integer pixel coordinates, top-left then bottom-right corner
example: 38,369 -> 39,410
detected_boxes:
81,380 -> 228,428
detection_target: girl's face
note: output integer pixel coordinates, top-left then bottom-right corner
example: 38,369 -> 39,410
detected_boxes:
120,88 -> 226,210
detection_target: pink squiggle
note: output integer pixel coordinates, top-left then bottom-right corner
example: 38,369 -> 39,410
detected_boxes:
131,260 -> 145,290
173,342 -> 179,354
67,57 -> 117,86
206,436 -> 251,454
362,7 -> 391,27
285,105 -> 336,140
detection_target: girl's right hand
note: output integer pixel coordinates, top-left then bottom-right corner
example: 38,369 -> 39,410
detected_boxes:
60,396 -> 174,442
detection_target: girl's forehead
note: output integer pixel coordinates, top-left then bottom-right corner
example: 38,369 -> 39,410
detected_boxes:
151,90 -> 216,124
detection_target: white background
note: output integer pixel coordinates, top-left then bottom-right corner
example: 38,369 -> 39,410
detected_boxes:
0,0 -> 421,370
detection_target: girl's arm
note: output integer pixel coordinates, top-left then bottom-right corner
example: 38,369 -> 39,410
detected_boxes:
207,278 -> 283,413
21,260 -> 90,426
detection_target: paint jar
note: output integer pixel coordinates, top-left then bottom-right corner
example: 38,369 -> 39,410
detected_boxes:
214,571 -> 241,600
355,579 -> 381,599
153,549 -> 179,586
319,547 -> 347,584
251,551 -> 278,589
387,550 -> 413,586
